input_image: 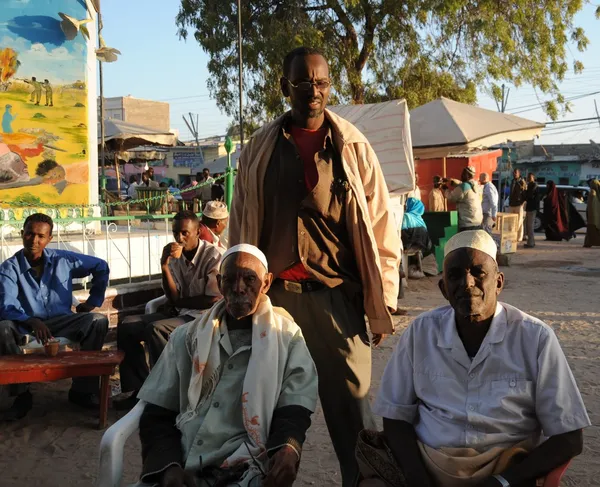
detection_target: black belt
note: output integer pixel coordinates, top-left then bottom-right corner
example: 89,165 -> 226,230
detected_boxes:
277,279 -> 326,294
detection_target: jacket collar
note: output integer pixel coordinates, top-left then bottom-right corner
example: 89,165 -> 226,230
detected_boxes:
16,247 -> 54,275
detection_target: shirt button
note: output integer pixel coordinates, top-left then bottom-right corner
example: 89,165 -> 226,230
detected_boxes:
510,380 -> 516,387
300,231 -> 306,236
227,364 -> 233,370
197,439 -> 203,446
213,401 -> 220,408
469,373 -> 475,379
469,405 -> 475,411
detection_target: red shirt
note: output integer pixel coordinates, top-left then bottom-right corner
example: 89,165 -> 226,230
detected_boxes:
278,125 -> 328,282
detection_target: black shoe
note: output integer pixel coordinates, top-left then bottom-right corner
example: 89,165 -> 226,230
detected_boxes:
524,244 -> 535,248
113,392 -> 139,411
0,391 -> 32,421
68,390 -> 100,410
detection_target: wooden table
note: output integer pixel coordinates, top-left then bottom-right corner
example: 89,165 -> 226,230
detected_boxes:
0,350 -> 124,429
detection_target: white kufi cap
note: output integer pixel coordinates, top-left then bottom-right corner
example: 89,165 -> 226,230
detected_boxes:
444,230 -> 497,263
221,244 -> 269,272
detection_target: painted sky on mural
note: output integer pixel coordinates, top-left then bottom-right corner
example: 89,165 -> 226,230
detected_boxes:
0,0 -> 88,84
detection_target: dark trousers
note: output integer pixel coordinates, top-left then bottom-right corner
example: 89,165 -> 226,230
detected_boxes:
0,313 -> 109,394
117,312 -> 195,393
269,281 -> 376,487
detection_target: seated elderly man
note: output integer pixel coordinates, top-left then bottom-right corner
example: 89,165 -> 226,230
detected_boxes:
199,200 -> 229,252
115,210 -> 222,410
0,213 -> 110,420
137,244 -> 318,487
359,230 -> 590,487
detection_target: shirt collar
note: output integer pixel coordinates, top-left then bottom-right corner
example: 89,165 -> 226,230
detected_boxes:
17,248 -> 54,274
437,303 -> 506,349
182,240 -> 206,267
280,113 -> 334,153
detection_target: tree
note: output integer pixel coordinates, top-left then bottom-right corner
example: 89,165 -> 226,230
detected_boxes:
226,119 -> 261,139
176,0 -> 593,121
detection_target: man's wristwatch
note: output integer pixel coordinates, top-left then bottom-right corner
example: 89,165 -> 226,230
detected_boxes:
492,474 -> 511,487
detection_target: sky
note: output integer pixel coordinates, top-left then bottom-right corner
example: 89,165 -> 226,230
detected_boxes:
101,0 -> 600,145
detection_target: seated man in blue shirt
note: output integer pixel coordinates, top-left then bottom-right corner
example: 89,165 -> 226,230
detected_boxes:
0,213 -> 110,421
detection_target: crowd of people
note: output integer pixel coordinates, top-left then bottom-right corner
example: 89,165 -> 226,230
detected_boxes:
417,166 -> 600,249
0,46 -> 596,487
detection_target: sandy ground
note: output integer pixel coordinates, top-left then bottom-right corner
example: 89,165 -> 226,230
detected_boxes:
0,238 -> 599,486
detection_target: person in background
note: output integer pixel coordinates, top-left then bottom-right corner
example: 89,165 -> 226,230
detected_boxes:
524,173 -> 540,248
401,197 -> 432,257
229,46 -> 400,487
43,79 -> 53,107
127,174 -> 139,199
211,172 -> 226,201
362,230 -> 589,487
508,168 -> 527,242
180,175 -> 198,211
428,175 -> 447,212
140,171 -> 159,189
584,179 -> 600,247
407,173 -> 421,201
115,211 -> 222,411
147,166 -> 155,182
0,213 -> 109,420
196,168 -> 214,208
136,245 -> 318,487
200,200 -> 229,253
543,181 -> 571,241
159,182 -> 178,213
445,166 -> 483,232
479,172 -> 498,235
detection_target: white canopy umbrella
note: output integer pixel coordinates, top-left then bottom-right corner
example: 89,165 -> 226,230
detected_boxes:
100,118 -> 177,151
410,97 -> 545,158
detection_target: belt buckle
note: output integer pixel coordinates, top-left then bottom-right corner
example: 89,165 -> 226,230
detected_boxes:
283,280 -> 303,294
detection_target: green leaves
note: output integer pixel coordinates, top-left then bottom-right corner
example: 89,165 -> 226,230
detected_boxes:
176,0 -> 594,121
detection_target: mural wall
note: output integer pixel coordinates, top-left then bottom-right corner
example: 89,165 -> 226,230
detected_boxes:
0,0 -> 97,208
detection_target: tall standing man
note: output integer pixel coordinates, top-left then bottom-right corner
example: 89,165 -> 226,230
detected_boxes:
509,168 -> 528,241
0,214 -> 109,420
445,166 -> 483,232
229,46 -> 401,486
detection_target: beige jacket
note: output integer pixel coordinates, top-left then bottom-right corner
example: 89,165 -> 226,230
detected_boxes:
229,109 -> 400,334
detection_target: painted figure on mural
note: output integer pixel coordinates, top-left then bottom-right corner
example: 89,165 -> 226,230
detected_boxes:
43,79 -> 53,107
23,77 -> 42,105
2,104 -> 16,133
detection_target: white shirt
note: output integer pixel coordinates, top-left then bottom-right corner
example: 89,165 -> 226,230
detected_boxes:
482,182 -> 499,218
166,240 -> 222,317
127,182 -> 138,199
374,302 -> 590,451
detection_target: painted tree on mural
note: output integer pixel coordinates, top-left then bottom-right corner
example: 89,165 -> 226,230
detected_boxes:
176,0 -> 597,122
0,47 -> 21,86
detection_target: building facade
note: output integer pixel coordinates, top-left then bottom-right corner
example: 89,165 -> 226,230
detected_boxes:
98,96 -> 170,132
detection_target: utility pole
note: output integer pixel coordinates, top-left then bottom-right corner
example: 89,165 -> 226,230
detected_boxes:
595,100 -> 600,128
495,83 -> 510,113
98,6 -> 106,202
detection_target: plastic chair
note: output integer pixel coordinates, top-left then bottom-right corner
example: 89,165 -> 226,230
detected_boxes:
97,400 -> 147,487
542,461 -> 571,486
144,295 -> 168,315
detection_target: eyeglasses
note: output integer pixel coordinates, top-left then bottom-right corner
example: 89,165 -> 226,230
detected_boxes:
284,78 -> 331,91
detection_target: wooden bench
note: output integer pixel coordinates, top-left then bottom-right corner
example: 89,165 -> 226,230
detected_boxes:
0,350 -> 124,429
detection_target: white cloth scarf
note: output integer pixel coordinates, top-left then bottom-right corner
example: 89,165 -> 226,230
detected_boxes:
176,294 -> 300,471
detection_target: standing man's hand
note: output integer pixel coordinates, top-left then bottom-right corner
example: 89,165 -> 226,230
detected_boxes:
161,243 -> 183,267
26,317 -> 52,344
263,446 -> 299,487
160,465 -> 196,487
372,334 -> 388,347
76,302 -> 95,313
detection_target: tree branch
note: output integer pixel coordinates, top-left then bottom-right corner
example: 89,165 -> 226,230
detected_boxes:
326,0 -> 358,48
355,0 -> 376,72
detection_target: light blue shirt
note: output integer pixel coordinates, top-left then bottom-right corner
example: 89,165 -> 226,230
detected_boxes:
0,248 -> 110,327
482,182 -> 499,218
138,317 -> 318,473
374,302 -> 591,451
